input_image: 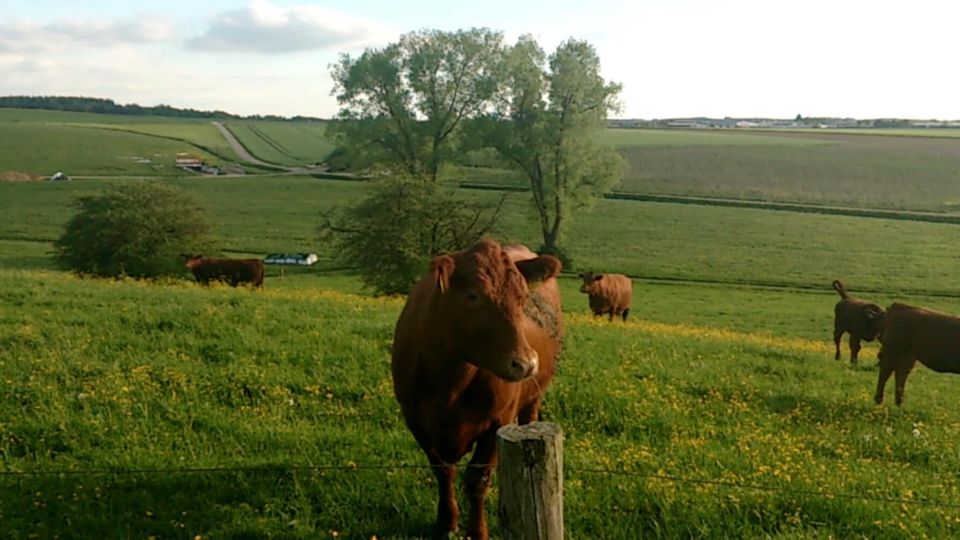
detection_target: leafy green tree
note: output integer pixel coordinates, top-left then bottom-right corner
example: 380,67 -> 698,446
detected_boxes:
480,36 -> 624,259
319,176 -> 505,295
55,183 -> 212,278
329,28 -> 505,180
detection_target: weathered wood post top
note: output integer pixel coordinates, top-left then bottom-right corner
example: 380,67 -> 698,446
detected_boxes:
497,422 -> 564,540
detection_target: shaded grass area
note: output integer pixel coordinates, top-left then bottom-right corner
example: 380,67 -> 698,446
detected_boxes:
3,271 -> 960,538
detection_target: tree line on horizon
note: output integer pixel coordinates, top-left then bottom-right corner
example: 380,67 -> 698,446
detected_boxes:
0,95 -> 321,122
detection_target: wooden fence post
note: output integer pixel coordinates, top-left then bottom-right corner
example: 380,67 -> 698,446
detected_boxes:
497,422 -> 564,540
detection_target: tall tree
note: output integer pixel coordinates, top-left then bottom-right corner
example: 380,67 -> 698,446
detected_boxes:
330,28 -> 504,181
482,36 -> 623,258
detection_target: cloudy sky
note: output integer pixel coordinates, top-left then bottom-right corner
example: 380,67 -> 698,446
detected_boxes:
2,0 -> 958,119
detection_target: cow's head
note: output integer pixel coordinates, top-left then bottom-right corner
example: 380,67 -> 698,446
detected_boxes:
861,305 -> 886,342
578,272 -> 604,294
431,239 -> 561,381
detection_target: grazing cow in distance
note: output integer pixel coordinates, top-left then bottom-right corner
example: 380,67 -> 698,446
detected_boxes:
183,255 -> 264,288
832,279 -> 884,364
391,239 -> 563,540
875,302 -> 960,406
579,271 -> 633,321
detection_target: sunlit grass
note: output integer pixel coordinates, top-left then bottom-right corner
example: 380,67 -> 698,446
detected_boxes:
3,270 -> 960,538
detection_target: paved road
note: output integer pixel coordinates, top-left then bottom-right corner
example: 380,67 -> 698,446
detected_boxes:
211,121 -> 290,169
210,121 -> 331,175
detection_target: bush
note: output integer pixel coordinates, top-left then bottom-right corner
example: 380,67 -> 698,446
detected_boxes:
54,182 -> 212,278
320,176 -> 506,295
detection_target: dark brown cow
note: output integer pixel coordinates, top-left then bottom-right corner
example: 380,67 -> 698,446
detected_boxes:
578,272 -> 633,321
832,280 -> 884,364
184,256 -> 264,288
875,302 -> 960,406
391,239 -> 563,540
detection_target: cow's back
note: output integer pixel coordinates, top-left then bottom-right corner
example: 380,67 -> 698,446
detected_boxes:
884,303 -> 960,373
594,273 -> 631,310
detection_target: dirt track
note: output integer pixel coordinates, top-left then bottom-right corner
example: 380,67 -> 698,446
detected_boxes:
211,121 -> 288,169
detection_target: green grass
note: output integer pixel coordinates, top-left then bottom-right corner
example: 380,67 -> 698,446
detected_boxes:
0,123 -> 224,177
6,175 -> 960,297
0,108 -> 217,124
76,122 -> 239,161
613,130 -> 960,212
225,120 -> 333,166
0,108 -> 248,176
7,116 -> 960,537
599,128 -> 833,148
3,270 -> 960,538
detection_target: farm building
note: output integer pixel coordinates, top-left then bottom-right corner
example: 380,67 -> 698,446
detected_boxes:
175,153 -> 222,175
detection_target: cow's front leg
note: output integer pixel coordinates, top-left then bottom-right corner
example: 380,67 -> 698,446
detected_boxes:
429,455 -> 458,537
518,398 -> 541,425
894,358 -> 917,406
465,431 -> 498,540
875,354 -> 896,404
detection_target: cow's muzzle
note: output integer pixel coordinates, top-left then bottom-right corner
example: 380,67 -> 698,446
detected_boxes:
507,351 -> 539,381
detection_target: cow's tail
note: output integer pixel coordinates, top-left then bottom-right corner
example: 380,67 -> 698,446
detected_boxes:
832,279 -> 849,299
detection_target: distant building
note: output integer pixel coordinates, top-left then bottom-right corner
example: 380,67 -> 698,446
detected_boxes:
175,157 -> 204,170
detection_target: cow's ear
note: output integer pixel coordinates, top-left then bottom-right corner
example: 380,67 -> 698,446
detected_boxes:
517,256 -> 561,286
578,272 -> 586,279
593,274 -> 603,282
430,255 -> 455,294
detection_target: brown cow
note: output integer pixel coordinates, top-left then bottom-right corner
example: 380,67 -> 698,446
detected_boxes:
184,256 -> 264,288
579,272 -> 633,321
832,279 -> 884,364
875,302 -> 960,406
391,239 -> 563,540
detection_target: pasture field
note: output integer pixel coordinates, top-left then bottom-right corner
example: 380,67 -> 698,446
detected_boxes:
224,120 -> 334,166
613,129 -> 960,212
0,108 -> 250,176
0,123 -> 224,178
3,270 -> 960,538
456,128 -> 960,213
77,122 -> 239,161
4,175 -> 960,296
599,128 -> 833,148
6,125 -> 960,537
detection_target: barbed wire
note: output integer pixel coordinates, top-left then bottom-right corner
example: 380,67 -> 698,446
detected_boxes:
567,467 -> 960,510
2,461 -> 958,511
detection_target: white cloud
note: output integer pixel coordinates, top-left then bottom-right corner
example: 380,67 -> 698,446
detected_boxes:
0,16 -> 173,55
187,0 -> 392,54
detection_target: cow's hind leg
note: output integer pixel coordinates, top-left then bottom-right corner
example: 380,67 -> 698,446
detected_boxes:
848,335 -> 862,365
834,327 -> 844,361
464,431 -> 498,540
622,308 -> 630,322
894,358 -> 917,407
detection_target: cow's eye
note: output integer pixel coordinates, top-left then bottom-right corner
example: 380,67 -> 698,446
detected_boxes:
465,292 -> 480,303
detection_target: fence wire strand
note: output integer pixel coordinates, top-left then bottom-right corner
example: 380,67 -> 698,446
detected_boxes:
2,462 -> 959,511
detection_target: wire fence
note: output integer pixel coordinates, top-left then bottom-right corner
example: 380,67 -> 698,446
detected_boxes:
2,461 -> 958,511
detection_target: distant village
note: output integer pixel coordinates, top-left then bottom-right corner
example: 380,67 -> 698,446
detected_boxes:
610,117 -> 960,129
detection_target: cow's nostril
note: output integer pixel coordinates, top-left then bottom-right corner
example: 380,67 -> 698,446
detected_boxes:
509,355 -> 538,380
